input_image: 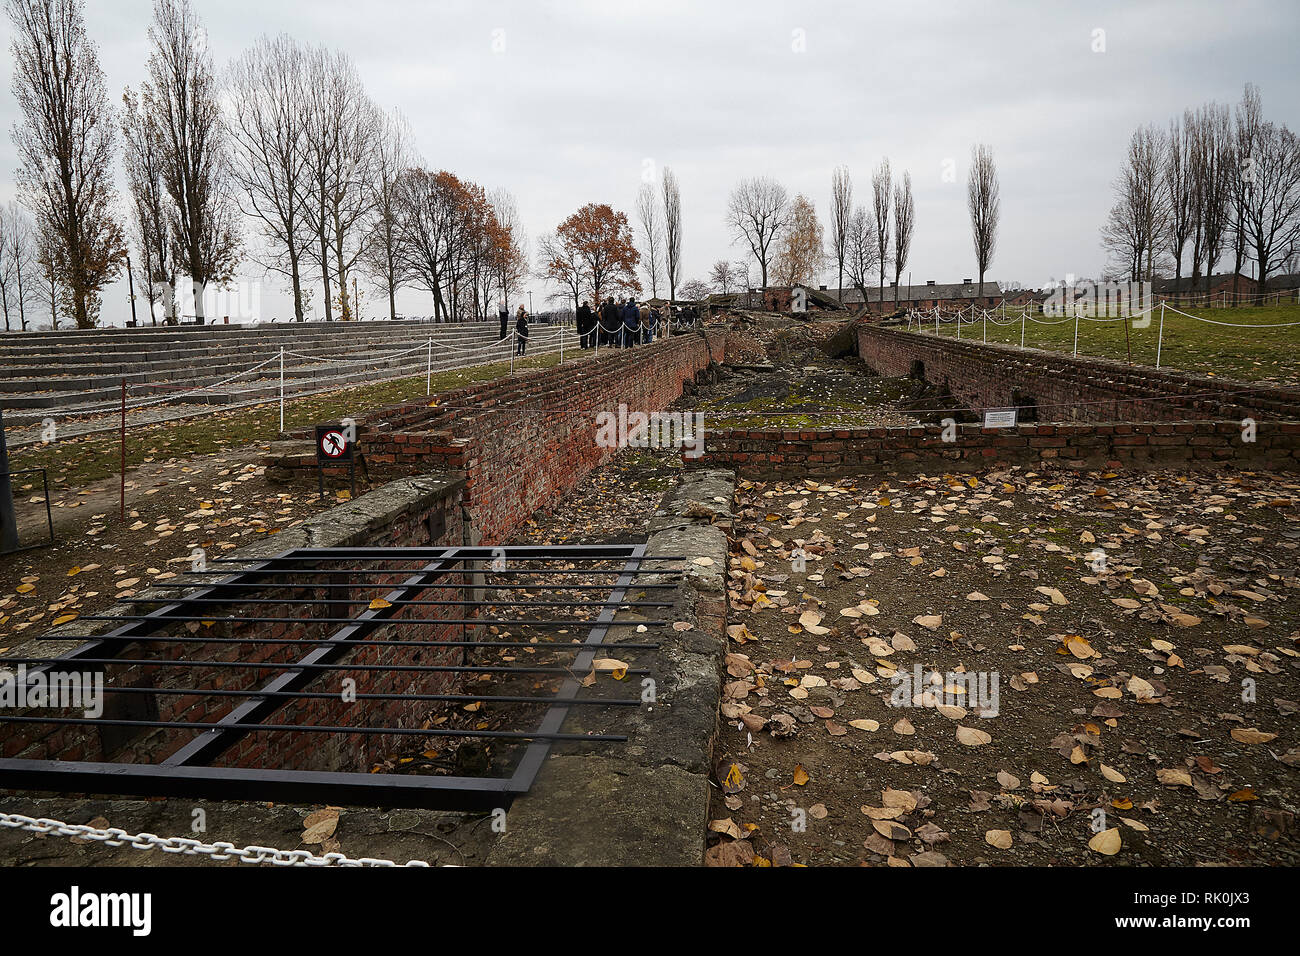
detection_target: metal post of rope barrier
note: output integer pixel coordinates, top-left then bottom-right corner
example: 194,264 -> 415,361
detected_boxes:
934,309 -> 939,336
119,378 -> 126,522
278,347 -> 285,433
983,310 -> 987,343
1155,302 -> 1166,369
1020,311 -> 1026,350
1072,311 -> 1079,356
559,323 -> 564,365
426,337 -> 432,395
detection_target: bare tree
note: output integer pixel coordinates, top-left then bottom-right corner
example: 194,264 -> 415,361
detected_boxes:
1197,104 -> 1233,295
395,167 -> 464,323
843,205 -> 880,313
7,0 -> 124,328
709,259 -> 739,295
0,201 -> 37,330
537,231 -> 583,315
489,187 -> 528,312
679,278 -> 710,302
1164,112 -> 1194,293
1107,125 -> 1165,282
1230,84 -> 1263,303
141,0 -> 240,324
1240,120 -> 1300,295
662,167 -> 682,303
871,159 -> 891,311
360,108 -> 411,320
726,176 -> 788,289
227,34 -> 311,321
121,85 -> 171,323
829,165 -> 852,297
892,171 -> 914,309
300,47 -> 377,321
635,181 -> 663,298
966,144 -> 1000,297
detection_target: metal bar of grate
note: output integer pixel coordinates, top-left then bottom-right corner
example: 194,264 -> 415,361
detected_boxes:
0,543 -> 664,810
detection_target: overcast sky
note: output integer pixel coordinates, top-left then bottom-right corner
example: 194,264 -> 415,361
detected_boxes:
3,0 -> 1299,326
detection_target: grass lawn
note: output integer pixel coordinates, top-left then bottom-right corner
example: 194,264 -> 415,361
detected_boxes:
11,351 -> 569,488
920,303 -> 1300,386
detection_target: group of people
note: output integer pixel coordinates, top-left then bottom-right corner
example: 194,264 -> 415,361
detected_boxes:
497,296 -> 667,356
575,298 -> 662,349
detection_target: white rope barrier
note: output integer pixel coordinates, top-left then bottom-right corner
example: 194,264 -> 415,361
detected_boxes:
1162,304 -> 1300,328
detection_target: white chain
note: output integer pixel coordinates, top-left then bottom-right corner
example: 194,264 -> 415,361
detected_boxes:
0,811 -> 430,867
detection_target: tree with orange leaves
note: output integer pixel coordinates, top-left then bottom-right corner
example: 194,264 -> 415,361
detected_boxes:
543,203 -> 640,312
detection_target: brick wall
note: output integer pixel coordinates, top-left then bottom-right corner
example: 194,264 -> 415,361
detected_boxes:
271,331 -> 727,545
857,323 -> 1300,423
1,475 -> 468,776
687,421 -> 1300,479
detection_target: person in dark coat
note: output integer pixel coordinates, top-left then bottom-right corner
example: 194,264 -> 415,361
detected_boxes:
577,300 -> 593,348
498,299 -> 509,340
599,297 -> 617,347
621,298 -> 639,348
515,306 -> 529,355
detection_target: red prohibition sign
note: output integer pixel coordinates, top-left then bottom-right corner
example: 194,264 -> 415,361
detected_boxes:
320,429 -> 348,458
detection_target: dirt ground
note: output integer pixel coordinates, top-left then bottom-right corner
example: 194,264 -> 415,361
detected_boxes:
707,469 -> 1299,867
0,445 -> 368,651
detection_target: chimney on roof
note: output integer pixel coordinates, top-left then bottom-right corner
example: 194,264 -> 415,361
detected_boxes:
819,285 -> 827,291
926,280 -> 935,286
963,278 -> 973,284
889,280 -> 896,287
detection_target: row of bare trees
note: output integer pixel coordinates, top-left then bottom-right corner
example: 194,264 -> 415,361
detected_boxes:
720,163 -> 919,311
633,169 -> 682,302
5,0 -> 526,330
224,28 -> 527,323
1102,84 -> 1300,298
828,161 -> 917,310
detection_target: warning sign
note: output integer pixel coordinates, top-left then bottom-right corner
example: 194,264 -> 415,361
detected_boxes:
315,425 -> 353,462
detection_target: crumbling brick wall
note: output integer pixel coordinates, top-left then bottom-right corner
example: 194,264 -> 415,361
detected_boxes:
687,421 -> 1300,478
856,324 -> 1300,422
271,331 -> 727,545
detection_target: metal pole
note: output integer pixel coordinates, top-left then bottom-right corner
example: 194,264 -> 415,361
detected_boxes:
1020,311 -> 1026,349
120,379 -> 127,521
559,322 -> 564,365
1072,313 -> 1079,356
426,337 -> 432,395
0,409 -> 19,553
983,310 -> 987,343
279,347 -> 285,433
1155,302 -> 1166,369
126,254 -> 138,327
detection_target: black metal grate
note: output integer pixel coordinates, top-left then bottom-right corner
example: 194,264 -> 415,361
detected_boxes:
0,545 -> 674,809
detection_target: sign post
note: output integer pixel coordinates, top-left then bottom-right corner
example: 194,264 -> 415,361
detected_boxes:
315,423 -> 357,500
